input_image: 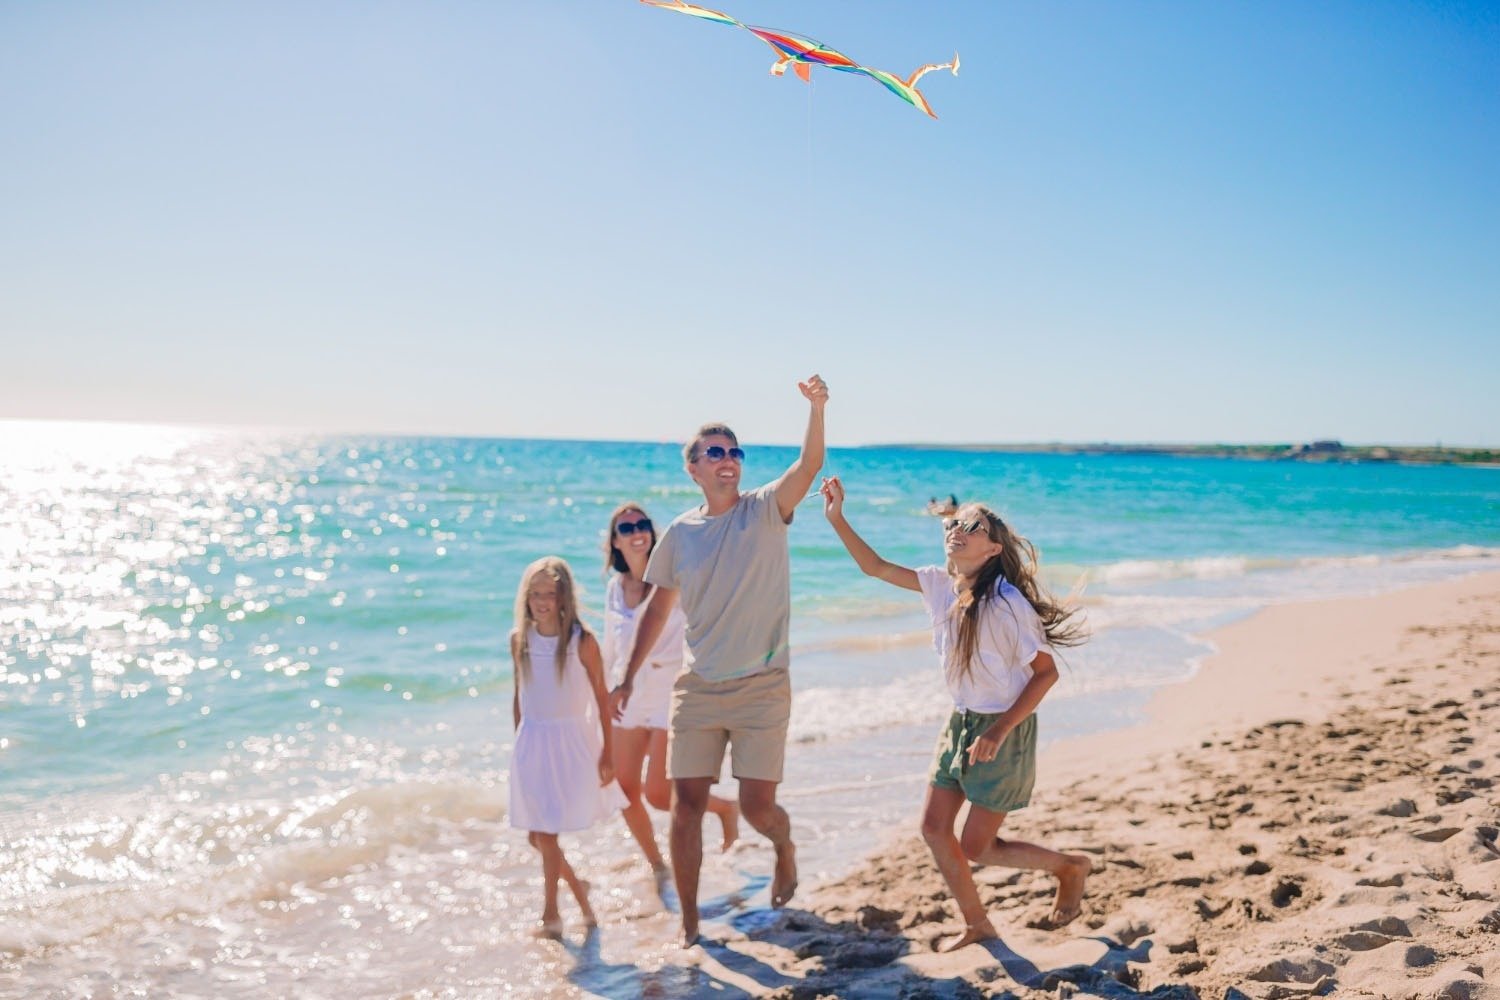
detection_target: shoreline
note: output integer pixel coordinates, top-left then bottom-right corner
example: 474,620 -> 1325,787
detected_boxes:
865,442 -> 1500,467
681,570 -> 1500,998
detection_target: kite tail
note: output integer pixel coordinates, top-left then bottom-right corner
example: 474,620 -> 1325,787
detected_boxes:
904,52 -> 960,89
639,0 -> 744,30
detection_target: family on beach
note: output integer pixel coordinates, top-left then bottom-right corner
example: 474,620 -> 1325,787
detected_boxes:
507,375 -> 1092,952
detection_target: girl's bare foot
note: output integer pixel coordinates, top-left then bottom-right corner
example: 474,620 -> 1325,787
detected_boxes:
1045,854 -> 1091,928
941,918 -> 998,952
576,880 -> 598,927
532,917 -> 564,939
719,802 -> 740,852
652,866 -> 673,897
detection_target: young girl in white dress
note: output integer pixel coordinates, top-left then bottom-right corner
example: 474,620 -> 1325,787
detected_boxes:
509,556 -> 625,938
820,477 -> 1092,951
602,504 -> 738,889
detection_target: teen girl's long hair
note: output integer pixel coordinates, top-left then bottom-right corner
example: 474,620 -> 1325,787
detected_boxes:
948,503 -> 1087,678
513,556 -> 593,684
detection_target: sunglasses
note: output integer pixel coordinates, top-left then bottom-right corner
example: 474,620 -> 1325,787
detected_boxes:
615,517 -> 653,536
942,516 -> 987,536
698,445 -> 745,463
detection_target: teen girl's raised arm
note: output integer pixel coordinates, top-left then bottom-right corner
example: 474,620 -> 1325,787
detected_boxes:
579,632 -> 616,787
509,630 -> 522,730
820,476 -> 920,593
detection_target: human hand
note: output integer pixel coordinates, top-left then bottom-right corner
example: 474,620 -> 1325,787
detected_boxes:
820,476 -> 845,521
798,374 -> 829,409
598,754 -> 615,787
967,719 -> 1013,765
610,680 -> 632,720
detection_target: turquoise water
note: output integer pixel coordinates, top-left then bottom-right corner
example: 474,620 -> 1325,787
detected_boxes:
1,421 -> 1496,993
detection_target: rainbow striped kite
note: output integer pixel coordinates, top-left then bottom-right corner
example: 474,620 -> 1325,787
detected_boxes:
641,0 -> 959,119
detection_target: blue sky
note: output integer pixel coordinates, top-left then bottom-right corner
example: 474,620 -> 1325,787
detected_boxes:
2,1 -> 1496,446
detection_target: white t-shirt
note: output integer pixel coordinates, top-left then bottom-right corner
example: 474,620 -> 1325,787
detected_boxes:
915,566 -> 1051,714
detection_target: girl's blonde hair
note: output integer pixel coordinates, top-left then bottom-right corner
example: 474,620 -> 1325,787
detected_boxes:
513,556 -> 593,685
947,503 -> 1087,678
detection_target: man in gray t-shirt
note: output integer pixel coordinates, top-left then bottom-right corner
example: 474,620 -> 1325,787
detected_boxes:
614,374 -> 828,947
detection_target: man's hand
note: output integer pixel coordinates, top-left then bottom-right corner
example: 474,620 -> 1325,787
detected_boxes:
798,374 -> 829,408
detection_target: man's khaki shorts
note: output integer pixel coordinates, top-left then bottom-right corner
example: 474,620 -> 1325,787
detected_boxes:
667,667 -> 791,783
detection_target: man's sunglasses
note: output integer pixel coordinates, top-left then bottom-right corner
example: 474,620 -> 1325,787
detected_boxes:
615,518 -> 653,536
698,445 -> 745,463
942,517 -> 987,536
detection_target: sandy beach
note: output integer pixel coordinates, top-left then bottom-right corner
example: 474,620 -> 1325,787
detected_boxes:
673,571 -> 1500,999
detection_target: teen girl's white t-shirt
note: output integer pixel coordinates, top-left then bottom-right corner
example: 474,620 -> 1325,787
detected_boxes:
915,566 -> 1051,714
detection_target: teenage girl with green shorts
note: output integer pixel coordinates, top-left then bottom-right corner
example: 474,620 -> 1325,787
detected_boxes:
820,476 -> 1091,951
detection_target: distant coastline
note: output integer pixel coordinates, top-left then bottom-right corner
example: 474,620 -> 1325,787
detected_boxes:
869,440 -> 1499,467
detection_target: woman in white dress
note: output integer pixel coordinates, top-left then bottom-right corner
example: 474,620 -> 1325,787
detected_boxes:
509,556 -> 625,937
602,503 -> 738,887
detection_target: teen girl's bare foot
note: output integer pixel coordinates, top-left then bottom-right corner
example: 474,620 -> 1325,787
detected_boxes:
770,840 -> 798,908
941,918 -> 998,952
1046,854 -> 1091,928
719,802 -> 740,852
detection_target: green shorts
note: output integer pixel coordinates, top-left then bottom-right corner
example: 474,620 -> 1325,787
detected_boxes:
929,710 -> 1037,814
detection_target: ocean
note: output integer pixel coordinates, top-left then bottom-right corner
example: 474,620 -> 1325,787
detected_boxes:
2,421 -> 1496,997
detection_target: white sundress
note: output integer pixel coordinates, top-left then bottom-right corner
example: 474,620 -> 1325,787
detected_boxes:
509,626 -> 626,833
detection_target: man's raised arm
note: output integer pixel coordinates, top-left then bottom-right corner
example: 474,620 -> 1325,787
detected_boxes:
773,374 -> 829,522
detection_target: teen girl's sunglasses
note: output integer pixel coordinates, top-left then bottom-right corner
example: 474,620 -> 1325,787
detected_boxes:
615,518 -> 653,536
697,445 -> 745,463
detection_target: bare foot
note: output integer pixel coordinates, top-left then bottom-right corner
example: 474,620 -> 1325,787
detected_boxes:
532,917 -> 564,939
770,840 -> 798,908
1046,854 -> 1091,928
576,880 -> 597,927
680,918 -> 700,948
719,802 -> 740,852
940,918 -> 998,952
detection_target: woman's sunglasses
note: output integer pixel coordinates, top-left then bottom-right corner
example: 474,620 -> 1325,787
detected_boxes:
697,445 -> 745,463
942,517 -> 987,536
615,518 -> 653,536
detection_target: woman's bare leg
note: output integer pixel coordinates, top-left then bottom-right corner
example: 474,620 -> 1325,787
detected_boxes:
615,726 -> 667,874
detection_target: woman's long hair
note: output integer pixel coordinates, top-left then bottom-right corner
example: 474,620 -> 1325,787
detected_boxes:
603,502 -> 656,577
513,556 -> 593,685
948,503 -> 1087,679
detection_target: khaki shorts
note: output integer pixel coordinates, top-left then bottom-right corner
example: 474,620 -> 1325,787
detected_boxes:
668,668 -> 791,783
929,710 -> 1037,814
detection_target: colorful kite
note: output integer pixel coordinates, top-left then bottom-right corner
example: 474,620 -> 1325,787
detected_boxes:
641,0 -> 959,119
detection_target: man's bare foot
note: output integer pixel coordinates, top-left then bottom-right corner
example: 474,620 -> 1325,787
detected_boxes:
940,918 -> 998,952
532,917 -> 564,939
770,840 -> 798,908
1045,854 -> 1091,928
718,802 -> 740,852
